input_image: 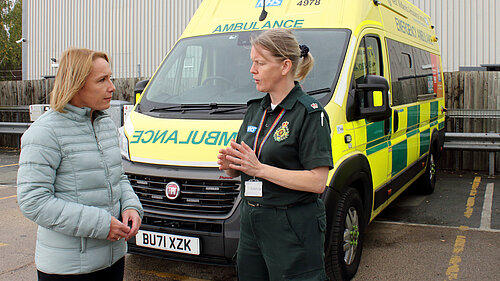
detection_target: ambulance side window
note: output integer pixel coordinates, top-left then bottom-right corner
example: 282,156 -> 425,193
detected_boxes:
413,48 -> 434,97
353,36 -> 383,85
353,38 -> 368,84
387,39 -> 417,106
387,38 -> 437,105
365,37 -> 382,76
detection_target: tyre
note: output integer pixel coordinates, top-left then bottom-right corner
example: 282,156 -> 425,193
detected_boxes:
417,145 -> 437,195
325,187 -> 365,281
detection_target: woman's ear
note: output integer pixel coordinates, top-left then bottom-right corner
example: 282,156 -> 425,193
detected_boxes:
281,59 -> 292,76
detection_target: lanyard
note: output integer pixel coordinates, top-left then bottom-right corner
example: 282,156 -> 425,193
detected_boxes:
253,108 -> 286,159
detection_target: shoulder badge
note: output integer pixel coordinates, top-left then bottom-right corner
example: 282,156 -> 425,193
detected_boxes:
298,95 -> 323,113
273,121 -> 290,142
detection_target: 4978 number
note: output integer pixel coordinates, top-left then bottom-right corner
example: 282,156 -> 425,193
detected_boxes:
297,0 -> 321,6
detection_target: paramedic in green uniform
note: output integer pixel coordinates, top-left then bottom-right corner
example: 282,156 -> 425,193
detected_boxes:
217,29 -> 333,281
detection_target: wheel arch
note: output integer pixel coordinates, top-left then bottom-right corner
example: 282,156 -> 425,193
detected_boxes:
321,153 -> 373,252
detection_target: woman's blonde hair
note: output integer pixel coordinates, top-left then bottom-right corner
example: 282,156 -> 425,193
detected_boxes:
251,28 -> 314,81
50,48 -> 109,112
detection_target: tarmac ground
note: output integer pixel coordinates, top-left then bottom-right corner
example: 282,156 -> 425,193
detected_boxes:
1,148 -> 499,281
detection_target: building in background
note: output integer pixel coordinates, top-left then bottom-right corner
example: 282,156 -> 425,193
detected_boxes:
21,0 -> 203,80
21,0 -> 499,80
407,0 -> 499,72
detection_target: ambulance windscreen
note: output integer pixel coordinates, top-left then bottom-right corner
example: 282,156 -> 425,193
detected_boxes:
139,29 -> 349,113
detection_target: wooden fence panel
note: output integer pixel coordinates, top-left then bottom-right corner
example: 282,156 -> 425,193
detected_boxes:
442,71 -> 500,173
0,78 -> 138,148
1,73 -> 499,173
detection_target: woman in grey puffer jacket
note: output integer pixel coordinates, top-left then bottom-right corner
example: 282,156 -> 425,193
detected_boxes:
17,48 -> 143,281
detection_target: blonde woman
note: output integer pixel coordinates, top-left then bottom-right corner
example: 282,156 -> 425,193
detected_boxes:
218,29 -> 333,280
17,48 -> 143,281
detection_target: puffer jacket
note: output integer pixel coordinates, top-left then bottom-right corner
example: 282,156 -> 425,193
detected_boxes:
17,104 -> 143,274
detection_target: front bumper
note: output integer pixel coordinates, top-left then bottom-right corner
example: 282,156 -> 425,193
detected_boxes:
123,159 -> 241,265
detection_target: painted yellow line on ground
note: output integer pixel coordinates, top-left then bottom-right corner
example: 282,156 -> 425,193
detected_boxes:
480,183 -> 494,230
445,176 -> 481,281
374,221 -> 500,233
0,163 -> 18,168
463,176 -> 481,218
138,269 -> 210,281
0,242 -> 8,247
0,195 -> 17,200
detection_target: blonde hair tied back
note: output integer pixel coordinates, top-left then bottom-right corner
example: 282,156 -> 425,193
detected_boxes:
250,28 -> 314,81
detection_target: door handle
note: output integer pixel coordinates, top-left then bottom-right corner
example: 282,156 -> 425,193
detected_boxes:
384,118 -> 390,135
393,109 -> 399,133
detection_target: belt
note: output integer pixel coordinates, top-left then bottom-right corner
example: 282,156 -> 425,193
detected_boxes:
246,197 -> 317,210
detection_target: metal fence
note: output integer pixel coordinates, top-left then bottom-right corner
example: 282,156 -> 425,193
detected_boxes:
1,72 -> 499,173
0,78 -> 142,148
442,72 -> 500,173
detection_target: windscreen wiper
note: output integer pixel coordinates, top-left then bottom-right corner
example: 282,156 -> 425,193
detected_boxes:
210,105 -> 247,114
149,104 -> 183,112
307,88 -> 331,96
149,103 -> 217,112
149,103 -> 246,113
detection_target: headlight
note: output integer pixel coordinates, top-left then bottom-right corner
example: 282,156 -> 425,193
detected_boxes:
118,126 -> 130,160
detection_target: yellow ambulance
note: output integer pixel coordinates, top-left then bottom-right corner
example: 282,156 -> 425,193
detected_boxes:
121,0 -> 446,279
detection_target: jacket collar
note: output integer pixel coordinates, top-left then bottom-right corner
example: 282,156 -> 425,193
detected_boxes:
259,81 -> 304,111
62,104 -> 107,122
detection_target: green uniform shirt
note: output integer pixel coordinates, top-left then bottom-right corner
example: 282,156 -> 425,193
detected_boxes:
237,82 -> 333,206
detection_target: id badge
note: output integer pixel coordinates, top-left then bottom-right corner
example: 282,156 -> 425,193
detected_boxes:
244,179 -> 263,197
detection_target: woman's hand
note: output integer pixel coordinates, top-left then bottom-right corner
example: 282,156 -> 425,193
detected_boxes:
217,142 -> 241,178
217,147 -> 234,171
107,216 -> 130,242
225,141 -> 329,194
121,209 -> 142,241
225,140 -> 264,178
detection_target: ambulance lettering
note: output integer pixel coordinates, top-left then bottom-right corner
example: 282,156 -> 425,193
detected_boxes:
130,130 -> 237,146
255,0 -> 282,8
212,19 -> 304,33
394,17 -> 432,44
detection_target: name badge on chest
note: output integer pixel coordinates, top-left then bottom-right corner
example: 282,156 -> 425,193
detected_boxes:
244,179 -> 263,197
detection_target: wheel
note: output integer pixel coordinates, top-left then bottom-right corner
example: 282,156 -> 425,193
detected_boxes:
325,187 -> 365,281
417,145 -> 437,195
201,76 -> 232,88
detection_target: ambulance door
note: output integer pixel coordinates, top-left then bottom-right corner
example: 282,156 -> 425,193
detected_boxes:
353,34 -> 391,191
386,39 -> 416,179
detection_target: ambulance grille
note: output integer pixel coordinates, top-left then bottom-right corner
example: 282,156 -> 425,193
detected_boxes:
127,174 -> 240,215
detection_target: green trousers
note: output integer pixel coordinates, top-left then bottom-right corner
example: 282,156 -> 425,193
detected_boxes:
237,198 -> 328,281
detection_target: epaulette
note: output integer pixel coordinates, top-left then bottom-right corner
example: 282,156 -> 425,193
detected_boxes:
297,95 -> 323,114
247,97 -> 263,105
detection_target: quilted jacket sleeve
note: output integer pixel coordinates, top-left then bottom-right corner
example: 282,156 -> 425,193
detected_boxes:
119,170 -> 144,218
17,124 -> 111,240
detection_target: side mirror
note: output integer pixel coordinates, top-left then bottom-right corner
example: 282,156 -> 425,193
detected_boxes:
133,79 -> 150,104
356,75 -> 392,122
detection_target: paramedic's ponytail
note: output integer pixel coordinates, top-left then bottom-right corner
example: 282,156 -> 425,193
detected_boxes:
251,28 -> 314,81
296,44 -> 314,81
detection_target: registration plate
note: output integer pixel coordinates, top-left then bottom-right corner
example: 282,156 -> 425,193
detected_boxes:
135,230 -> 200,255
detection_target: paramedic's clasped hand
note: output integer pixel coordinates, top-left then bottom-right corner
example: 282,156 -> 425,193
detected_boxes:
217,141 -> 241,178
225,140 -> 264,178
217,147 -> 233,171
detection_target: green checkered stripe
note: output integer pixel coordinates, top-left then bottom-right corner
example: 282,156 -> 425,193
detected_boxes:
365,101 -> 441,176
